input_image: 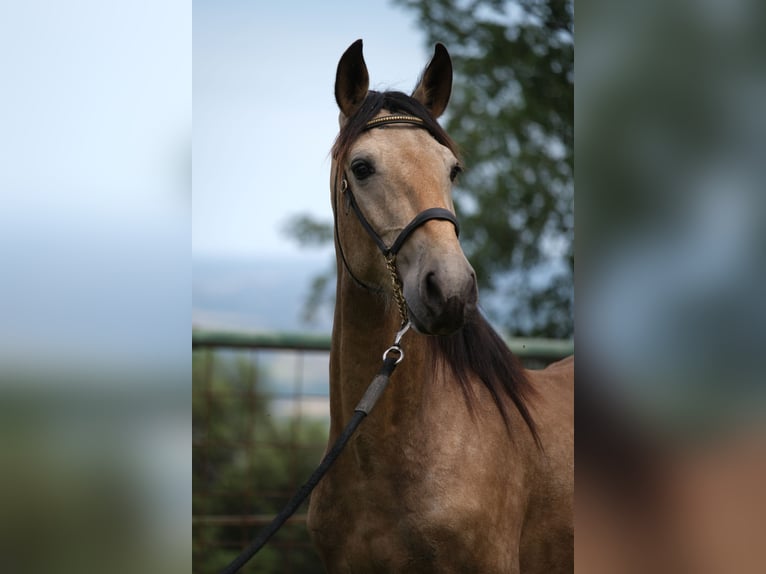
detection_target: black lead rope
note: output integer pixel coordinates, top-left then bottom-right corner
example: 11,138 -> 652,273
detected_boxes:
218,324 -> 409,574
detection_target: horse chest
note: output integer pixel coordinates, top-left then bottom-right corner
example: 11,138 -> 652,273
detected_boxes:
311,493 -> 512,572
309,439 -> 525,573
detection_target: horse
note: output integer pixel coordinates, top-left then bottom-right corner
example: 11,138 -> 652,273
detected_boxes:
307,39 -> 573,574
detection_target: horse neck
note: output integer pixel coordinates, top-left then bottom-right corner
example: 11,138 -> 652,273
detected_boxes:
328,267 -> 430,440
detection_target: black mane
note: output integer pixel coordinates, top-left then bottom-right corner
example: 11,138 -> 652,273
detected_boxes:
429,314 -> 541,448
332,90 -> 459,174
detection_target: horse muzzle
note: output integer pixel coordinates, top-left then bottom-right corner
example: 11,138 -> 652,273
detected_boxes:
403,256 -> 478,335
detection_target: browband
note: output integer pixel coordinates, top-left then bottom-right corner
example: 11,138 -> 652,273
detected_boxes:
363,114 -> 426,130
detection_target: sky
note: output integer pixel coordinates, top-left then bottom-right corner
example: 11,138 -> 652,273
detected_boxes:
1,1 -> 190,372
193,0 -> 430,258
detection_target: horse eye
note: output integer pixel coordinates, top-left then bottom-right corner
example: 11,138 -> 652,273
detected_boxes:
450,164 -> 463,182
351,160 -> 375,180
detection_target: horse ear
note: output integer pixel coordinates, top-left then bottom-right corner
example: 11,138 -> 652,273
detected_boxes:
335,39 -> 369,118
412,43 -> 452,119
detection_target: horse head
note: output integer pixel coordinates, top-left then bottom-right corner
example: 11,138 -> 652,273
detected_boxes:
332,39 -> 478,335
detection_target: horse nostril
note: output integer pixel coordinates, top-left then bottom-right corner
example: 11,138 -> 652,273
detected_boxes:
424,271 -> 443,306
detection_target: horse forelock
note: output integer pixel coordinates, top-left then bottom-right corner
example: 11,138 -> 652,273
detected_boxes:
332,90 -> 459,178
428,315 -> 542,449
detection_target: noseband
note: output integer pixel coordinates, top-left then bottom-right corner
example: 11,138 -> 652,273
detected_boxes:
333,114 -> 461,324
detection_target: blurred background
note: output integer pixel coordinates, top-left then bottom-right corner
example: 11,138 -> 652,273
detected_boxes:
0,0 -> 190,573
3,0 -> 764,572
577,0 -> 766,571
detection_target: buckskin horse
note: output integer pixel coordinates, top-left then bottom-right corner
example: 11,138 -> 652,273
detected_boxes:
307,40 -> 573,573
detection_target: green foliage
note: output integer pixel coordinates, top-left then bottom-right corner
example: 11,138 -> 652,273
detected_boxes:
397,0 -> 573,338
286,0 -> 573,337
192,350 -> 328,573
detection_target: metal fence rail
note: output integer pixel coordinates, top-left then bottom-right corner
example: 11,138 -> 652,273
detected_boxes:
192,330 -> 572,573
192,329 -> 574,361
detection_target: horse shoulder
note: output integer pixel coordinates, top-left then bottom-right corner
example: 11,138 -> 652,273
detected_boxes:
517,357 -> 574,573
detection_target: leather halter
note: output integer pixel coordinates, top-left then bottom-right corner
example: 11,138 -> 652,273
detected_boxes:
333,114 -> 461,296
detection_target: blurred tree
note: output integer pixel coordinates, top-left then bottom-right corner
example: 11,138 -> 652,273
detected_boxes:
286,0 -> 573,338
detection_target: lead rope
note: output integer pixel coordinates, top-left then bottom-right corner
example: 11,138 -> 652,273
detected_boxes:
220,115 -> 437,573
218,321 -> 410,574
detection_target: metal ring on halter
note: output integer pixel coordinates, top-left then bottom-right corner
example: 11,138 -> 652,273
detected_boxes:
382,345 -> 404,364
